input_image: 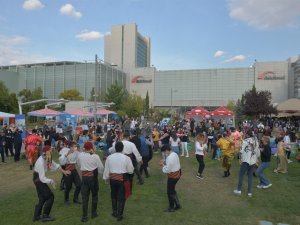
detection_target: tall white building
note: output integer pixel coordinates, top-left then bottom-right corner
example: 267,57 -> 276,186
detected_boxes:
104,23 -> 151,69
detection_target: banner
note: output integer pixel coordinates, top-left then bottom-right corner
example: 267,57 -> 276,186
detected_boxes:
15,114 -> 26,139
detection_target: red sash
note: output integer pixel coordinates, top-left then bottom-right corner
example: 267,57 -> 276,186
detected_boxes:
82,171 -> 93,176
110,173 -> 124,181
65,164 -> 76,171
124,180 -> 131,200
168,170 -> 181,179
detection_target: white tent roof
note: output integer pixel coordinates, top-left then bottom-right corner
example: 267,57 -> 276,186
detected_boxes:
0,112 -> 15,118
276,98 -> 300,112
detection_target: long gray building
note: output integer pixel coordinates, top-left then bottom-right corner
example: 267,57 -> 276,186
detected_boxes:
0,61 -> 127,100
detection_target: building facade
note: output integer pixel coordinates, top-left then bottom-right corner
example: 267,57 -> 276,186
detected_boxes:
0,61 -> 127,100
104,23 -> 151,69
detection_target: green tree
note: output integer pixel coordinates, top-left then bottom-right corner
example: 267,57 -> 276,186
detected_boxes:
105,83 -> 128,111
122,93 -> 144,118
18,87 -> 45,114
144,91 -> 149,117
226,100 -> 236,111
0,81 -> 18,113
59,89 -> 84,101
243,85 -> 277,117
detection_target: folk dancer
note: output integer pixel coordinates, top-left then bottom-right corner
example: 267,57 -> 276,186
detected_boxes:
24,129 -> 44,170
217,132 -> 234,177
103,142 -> 134,221
59,141 -> 82,205
159,144 -> 182,212
32,145 -> 70,222
78,142 -> 104,223
110,131 -> 143,187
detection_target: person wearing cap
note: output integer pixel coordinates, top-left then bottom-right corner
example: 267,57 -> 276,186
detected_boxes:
77,141 -> 104,223
233,130 -> 259,197
103,142 -> 134,221
4,124 -> 14,157
217,131 -> 234,177
24,129 -> 45,170
33,145 -> 71,222
59,141 -> 81,205
159,144 -> 182,212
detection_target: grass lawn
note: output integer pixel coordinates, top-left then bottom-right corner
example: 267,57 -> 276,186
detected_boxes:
0,149 -> 299,225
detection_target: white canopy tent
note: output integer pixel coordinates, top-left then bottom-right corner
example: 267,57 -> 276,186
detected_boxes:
0,112 -> 15,118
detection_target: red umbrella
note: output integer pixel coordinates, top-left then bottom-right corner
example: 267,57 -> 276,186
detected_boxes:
210,106 -> 235,117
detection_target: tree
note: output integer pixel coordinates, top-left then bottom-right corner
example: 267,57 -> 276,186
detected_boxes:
122,93 -> 144,118
0,81 -> 18,113
144,91 -> 149,117
105,83 -> 128,111
59,89 -> 84,101
235,98 -> 245,125
89,88 -> 105,102
226,100 -> 236,112
18,87 -> 45,114
243,85 -> 277,117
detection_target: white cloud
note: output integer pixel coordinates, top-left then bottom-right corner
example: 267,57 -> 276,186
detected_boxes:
223,54 -> 246,63
75,31 -> 104,41
60,4 -> 82,19
228,0 -> 300,29
23,0 -> 44,10
0,35 -> 54,66
214,50 -> 225,58
0,35 -> 29,45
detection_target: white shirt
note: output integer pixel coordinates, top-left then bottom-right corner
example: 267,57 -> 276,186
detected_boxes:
109,140 -> 142,163
59,147 -> 79,165
162,152 -> 181,174
195,142 -> 207,156
34,156 -> 60,184
240,138 -> 259,165
77,152 -> 104,174
170,137 -> 180,147
103,153 -> 134,180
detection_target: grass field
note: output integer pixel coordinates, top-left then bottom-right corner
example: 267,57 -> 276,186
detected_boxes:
0,149 -> 299,225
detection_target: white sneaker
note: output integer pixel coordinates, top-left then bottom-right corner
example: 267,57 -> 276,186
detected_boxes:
257,185 -> 263,189
233,190 -> 241,195
186,156 -> 189,158
262,183 -> 272,189
248,193 -> 252,197
288,160 -> 292,163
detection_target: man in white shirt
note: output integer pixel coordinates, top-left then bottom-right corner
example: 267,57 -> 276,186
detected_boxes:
59,141 -> 81,205
109,131 -> 143,186
103,142 -> 134,221
33,145 -> 70,222
159,144 -> 182,212
77,142 -> 104,223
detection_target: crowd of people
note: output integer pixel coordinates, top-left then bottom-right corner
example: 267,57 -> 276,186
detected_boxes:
0,115 -> 299,222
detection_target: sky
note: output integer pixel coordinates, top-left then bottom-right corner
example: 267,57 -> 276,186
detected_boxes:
0,0 -> 300,70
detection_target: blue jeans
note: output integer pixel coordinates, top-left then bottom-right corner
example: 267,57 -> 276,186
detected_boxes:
256,162 -> 271,186
171,146 -> 180,155
237,162 -> 254,194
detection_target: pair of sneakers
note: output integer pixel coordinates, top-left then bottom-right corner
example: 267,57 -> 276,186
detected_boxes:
196,173 -> 204,179
257,183 -> 272,189
233,190 -> 252,197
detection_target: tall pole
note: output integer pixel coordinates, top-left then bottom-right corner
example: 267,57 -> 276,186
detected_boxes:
94,54 -> 98,123
171,88 -> 172,112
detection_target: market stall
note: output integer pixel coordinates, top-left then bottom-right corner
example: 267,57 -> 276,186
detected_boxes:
185,106 -> 210,124
210,106 -> 235,128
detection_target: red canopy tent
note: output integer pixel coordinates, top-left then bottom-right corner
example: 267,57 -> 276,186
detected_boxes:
95,109 -> 116,115
65,109 -> 94,117
210,106 -> 235,128
185,106 -> 210,123
28,108 -> 66,117
210,106 -> 235,117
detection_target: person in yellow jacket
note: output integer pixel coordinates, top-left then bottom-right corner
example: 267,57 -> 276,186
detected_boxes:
217,132 -> 235,177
